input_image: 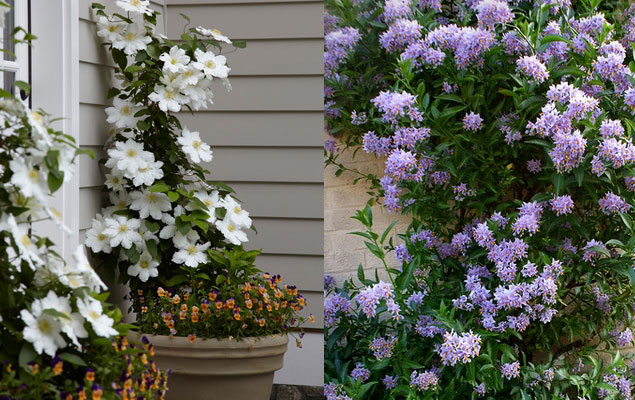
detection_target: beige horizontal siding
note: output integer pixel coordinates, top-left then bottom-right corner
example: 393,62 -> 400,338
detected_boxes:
177,111 -> 323,147
166,2 -> 322,40
79,104 -> 110,146
79,1 -> 166,27
80,187 -> 104,230
228,183 -> 322,219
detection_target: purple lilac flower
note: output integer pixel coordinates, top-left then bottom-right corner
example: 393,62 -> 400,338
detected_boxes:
494,284 -> 527,310
598,192 -> 632,215
324,293 -> 351,327
453,27 -> 495,69
324,383 -> 352,400
410,229 -> 437,248
600,119 -> 624,138
325,27 -> 361,78
543,369 -> 555,382
572,14 -> 606,39
415,315 -> 445,337
501,362 -> 521,379
420,0 -> 442,11
325,101 -> 340,118
350,363 -> 371,382
401,40 -> 446,68
626,176 -> 635,191
502,31 -> 528,55
393,127 -> 431,148
501,126 -> 522,145
613,328 -> 633,347
439,331 -> 481,366
410,370 -> 438,391
355,281 -> 399,319
350,110 -> 367,125
324,274 -> 336,291
526,160 -> 542,173
406,291 -> 427,309
593,285 -> 611,314
599,374 -> 631,399
625,88 -> 635,110
380,18 -> 422,52
394,244 -> 412,263
593,52 -> 625,81
513,202 -> 543,237
324,12 -> 339,34
550,195 -> 574,215
516,56 -> 549,83
473,223 -> 495,249
475,0 -> 513,29
521,262 -> 537,277
566,91 -> 600,121
561,237 -> 577,253
463,112 -> 483,131
591,155 -> 606,176
324,138 -> 338,153
583,239 -> 606,264
443,81 -> 457,93
453,295 -> 474,310
488,238 -> 529,281
474,383 -> 486,396
383,0 -> 413,22
598,137 -> 635,168
543,259 -> 564,280
381,176 -> 402,213
372,90 -> 422,124
363,131 -> 392,155
430,171 -> 450,185
383,375 -> 398,390
369,336 -> 398,360
571,33 -> 595,54
535,0 -> 571,13
385,149 -> 419,181
451,232 -> 472,255
539,22 -> 569,63
549,130 -> 587,173
453,183 -> 475,201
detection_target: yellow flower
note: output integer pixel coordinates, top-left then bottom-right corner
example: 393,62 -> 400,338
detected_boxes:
188,334 -> 196,343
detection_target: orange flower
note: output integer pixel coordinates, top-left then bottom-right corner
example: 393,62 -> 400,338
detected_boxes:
226,298 -> 235,308
274,302 -> 280,311
191,306 -> 199,314
53,360 -> 63,375
141,354 -> 148,365
172,295 -> 181,304
215,301 -> 223,310
245,299 -> 253,309
183,293 -> 190,301
244,293 -> 250,300
201,303 -> 209,312
179,311 -> 187,320
121,337 -> 129,350
208,291 -> 218,301
192,314 -> 199,323
281,301 -> 288,308
139,297 -> 145,304
78,388 -> 87,400
167,320 -> 175,329
29,363 -> 39,375
85,369 -> 95,382
264,273 -> 271,280
233,309 -> 241,320
157,287 -> 165,297
188,334 -> 196,343
266,304 -> 273,312
162,314 -> 170,323
309,314 -> 315,323
141,306 -> 148,313
259,319 -> 266,327
180,304 -> 188,312
137,289 -> 143,296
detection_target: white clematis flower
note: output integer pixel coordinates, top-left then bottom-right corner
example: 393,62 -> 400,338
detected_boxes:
105,97 -> 141,129
112,23 -> 151,55
160,46 -> 191,74
193,49 -> 230,78
73,246 -> 108,292
116,0 -> 153,15
188,190 -> 221,223
195,26 -> 232,44
177,127 -> 213,164
172,240 -> 210,268
105,139 -> 153,176
41,292 -> 88,348
85,214 -> 112,254
76,296 -> 119,338
106,190 -> 132,215
130,190 -> 172,220
175,65 -> 203,87
20,294 -> 67,356
103,215 -> 142,249
127,251 -> 159,282
104,172 -> 126,192
96,16 -> 126,42
216,215 -> 249,245
222,195 -> 252,229
5,214 -> 44,269
148,84 -> 186,112
9,158 -> 48,202
131,159 -> 164,187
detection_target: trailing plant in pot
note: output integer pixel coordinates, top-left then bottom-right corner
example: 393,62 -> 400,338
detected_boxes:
0,12 -> 168,399
324,0 -> 635,398
85,1 -> 312,398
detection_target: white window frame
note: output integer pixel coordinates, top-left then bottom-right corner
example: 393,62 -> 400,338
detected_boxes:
0,0 -> 29,94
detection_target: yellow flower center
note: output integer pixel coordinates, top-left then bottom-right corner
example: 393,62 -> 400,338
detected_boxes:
31,112 -> 43,125
109,26 -> 115,32
38,319 -> 52,334
118,201 -> 126,209
188,246 -> 197,255
119,225 -> 128,233
205,60 -> 216,69
131,0 -> 141,6
234,206 -> 241,214
127,149 -> 137,157
147,193 -> 156,202
28,168 -> 39,182
98,233 -> 106,241
204,200 -> 212,207
212,29 -> 222,35
121,105 -> 130,115
21,235 -> 31,247
227,223 -> 235,232
193,140 -> 201,149
126,32 -> 136,41
165,90 -> 174,99
140,260 -> 149,269
171,58 -> 177,65
90,311 -> 100,320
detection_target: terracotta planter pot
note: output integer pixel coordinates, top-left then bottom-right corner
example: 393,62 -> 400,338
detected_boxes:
131,333 -> 288,400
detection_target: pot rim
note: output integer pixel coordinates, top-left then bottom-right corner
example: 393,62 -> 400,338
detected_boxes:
128,331 -> 289,350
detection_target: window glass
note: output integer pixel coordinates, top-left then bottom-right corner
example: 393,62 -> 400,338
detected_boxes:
3,0 -> 14,61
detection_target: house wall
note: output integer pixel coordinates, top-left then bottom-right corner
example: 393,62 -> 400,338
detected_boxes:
73,0 -> 324,387
324,142 -> 411,284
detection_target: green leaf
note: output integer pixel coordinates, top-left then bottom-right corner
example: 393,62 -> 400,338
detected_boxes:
18,344 -> 36,369
146,44 -> 161,60
42,308 -> 71,320
148,182 -> 170,192
14,80 -> 30,94
167,191 -> 180,202
145,239 -> 159,260
166,274 -> 189,287
107,87 -> 121,99
175,215 -> 191,236
144,220 -> 160,232
58,352 -> 87,366
47,170 -> 64,193
111,48 -> 128,71
232,40 -> 246,48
